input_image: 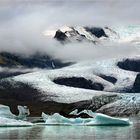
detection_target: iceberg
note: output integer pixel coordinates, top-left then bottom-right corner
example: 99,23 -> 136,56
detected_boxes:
41,112 -> 88,125
41,110 -> 131,126
0,117 -> 33,127
0,104 -> 30,120
0,104 -> 33,127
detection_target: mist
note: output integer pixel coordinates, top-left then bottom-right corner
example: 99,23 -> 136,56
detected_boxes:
0,0 -> 139,62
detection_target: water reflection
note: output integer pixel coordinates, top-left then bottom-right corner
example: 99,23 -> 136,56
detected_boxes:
0,118 -> 139,140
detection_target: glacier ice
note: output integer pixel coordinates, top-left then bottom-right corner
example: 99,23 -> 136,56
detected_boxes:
69,109 -> 78,115
0,117 -> 33,127
41,110 -> 131,126
0,104 -> 32,127
0,104 -> 30,120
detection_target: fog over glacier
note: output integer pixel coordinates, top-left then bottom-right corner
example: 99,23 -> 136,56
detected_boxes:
0,0 -> 139,61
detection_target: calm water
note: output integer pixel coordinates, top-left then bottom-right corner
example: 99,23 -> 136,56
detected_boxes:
0,117 -> 140,140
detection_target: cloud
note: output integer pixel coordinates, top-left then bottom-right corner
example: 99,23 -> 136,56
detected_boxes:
0,0 -> 139,61
0,0 -> 139,25
51,42 -> 140,62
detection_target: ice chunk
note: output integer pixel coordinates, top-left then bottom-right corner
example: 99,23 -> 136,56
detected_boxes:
42,111 -> 131,126
0,104 -> 30,120
0,104 -> 32,127
0,117 -> 33,127
70,110 -> 131,125
42,112 -> 91,125
70,109 -> 96,117
17,106 -> 30,120
86,113 -> 131,125
69,109 -> 78,115
0,105 -> 16,119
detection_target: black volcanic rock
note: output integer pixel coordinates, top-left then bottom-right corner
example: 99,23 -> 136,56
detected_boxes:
99,74 -> 117,84
117,58 -> 140,72
85,27 -> 108,38
53,77 -> 104,91
133,73 -> 140,92
54,30 -> 68,41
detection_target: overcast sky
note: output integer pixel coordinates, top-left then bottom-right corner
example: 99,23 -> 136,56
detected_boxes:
0,0 -> 139,61
0,0 -> 139,25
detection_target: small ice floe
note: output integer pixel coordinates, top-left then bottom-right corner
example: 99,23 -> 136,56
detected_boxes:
0,105 -> 30,120
0,104 -> 33,127
0,117 -> 33,127
41,110 -> 131,126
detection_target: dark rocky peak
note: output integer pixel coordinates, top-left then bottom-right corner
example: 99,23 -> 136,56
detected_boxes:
84,27 -> 108,38
53,26 -> 110,43
54,30 -> 68,41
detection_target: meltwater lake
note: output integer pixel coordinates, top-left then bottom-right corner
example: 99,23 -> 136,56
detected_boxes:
0,117 -> 140,140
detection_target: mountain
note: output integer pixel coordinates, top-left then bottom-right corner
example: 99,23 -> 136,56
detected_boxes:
51,26 -> 140,45
0,52 -> 71,69
0,25 -> 140,117
53,26 -> 118,43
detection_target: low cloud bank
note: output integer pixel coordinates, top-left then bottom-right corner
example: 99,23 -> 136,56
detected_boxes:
0,0 -> 139,62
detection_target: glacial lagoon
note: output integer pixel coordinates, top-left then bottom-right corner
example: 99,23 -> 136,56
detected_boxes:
0,117 -> 139,140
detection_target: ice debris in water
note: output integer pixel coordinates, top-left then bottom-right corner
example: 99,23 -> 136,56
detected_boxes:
0,104 -> 30,120
42,110 -> 131,126
0,104 -> 33,127
0,117 -> 33,127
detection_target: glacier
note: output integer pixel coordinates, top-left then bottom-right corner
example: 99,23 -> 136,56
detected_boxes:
12,58 -> 137,103
0,25 -> 139,117
2,56 -> 139,116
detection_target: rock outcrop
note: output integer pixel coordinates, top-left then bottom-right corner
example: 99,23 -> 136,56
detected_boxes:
85,27 -> 108,38
53,77 -> 104,91
117,58 -> 140,72
54,30 -> 68,41
133,73 -> 140,92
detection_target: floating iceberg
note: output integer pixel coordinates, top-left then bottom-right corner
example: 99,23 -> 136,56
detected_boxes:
0,105 -> 30,120
0,117 -> 33,127
0,104 -> 33,127
42,110 -> 131,126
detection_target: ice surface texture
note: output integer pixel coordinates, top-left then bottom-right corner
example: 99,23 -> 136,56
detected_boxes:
0,104 -> 29,120
0,104 -> 32,127
0,117 -> 33,127
42,110 -> 131,126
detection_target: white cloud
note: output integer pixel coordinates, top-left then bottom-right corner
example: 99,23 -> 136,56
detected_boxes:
0,0 -> 139,61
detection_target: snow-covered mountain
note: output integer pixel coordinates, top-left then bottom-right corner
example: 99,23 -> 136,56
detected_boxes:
44,26 -> 118,43
44,25 -> 140,45
0,25 -> 140,117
